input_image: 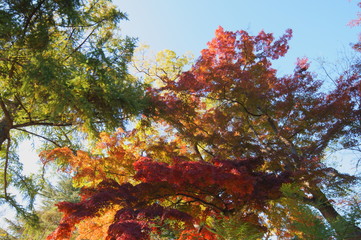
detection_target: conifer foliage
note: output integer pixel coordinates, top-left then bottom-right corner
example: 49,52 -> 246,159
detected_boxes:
0,0 -> 146,216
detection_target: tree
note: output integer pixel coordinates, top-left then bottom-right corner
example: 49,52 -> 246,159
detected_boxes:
0,174 -> 80,240
0,0 -> 147,215
41,130 -> 289,239
147,27 -> 361,239
43,27 -> 361,239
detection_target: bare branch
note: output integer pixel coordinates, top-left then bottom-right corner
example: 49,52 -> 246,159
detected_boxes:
319,61 -> 338,87
63,27 -> 97,62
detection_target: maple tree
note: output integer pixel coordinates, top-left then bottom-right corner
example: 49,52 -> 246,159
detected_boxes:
41,131 -> 289,240
0,0 -> 146,217
41,26 -> 361,239
147,27 -> 361,239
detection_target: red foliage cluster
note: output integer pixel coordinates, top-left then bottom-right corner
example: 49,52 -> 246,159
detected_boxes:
174,27 -> 292,94
106,204 -> 193,240
47,157 -> 290,239
47,179 -> 192,239
149,26 -> 361,177
134,157 -> 289,205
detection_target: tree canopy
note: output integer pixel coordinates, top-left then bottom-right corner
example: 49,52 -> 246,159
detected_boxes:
1,1 -> 361,240
41,27 -> 361,239
0,0 -> 147,217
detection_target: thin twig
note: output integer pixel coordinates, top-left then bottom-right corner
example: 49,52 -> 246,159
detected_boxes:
63,27 -> 97,62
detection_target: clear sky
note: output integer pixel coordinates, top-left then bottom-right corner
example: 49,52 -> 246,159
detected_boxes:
114,0 -> 360,74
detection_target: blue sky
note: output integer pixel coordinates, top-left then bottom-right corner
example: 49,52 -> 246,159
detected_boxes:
115,0 -> 360,74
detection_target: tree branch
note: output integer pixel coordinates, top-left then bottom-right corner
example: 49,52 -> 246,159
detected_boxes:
177,193 -> 226,213
63,27 -> 97,62
15,128 -> 62,148
14,95 -> 32,122
13,121 -> 74,128
208,96 -> 263,117
194,143 -> 205,161
0,98 -> 12,120
4,137 -> 11,199
196,143 -> 215,157
22,0 -> 47,39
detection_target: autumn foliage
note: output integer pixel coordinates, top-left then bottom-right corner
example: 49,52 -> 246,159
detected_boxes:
43,146 -> 290,239
42,26 -> 361,239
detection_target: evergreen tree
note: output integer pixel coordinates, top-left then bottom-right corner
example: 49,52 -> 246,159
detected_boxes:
0,174 -> 80,239
0,0 -> 147,216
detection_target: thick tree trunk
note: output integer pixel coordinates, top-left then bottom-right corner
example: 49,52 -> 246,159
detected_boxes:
309,188 -> 361,240
0,98 -> 13,150
0,117 -> 12,150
